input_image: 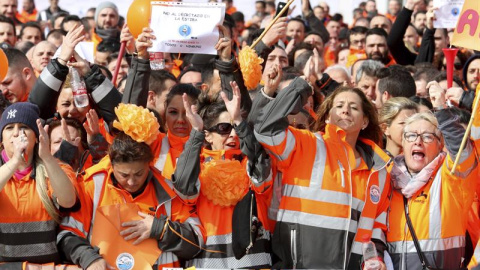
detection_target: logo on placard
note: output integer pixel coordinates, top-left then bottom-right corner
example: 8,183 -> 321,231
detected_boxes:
452,7 -> 459,16
116,253 -> 134,270
370,185 -> 380,204
179,25 -> 192,37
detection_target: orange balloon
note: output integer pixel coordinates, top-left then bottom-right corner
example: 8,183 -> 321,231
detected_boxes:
0,49 -> 8,82
127,0 -> 152,38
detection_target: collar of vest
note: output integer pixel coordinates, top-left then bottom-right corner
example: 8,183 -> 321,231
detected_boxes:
323,124 -> 391,171
357,138 -> 392,171
202,148 -> 243,162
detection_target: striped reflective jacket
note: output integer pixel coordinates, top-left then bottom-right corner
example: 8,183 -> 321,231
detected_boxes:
255,124 -> 391,269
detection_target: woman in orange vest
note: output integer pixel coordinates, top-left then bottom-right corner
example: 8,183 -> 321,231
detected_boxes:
0,102 -> 78,267
254,80 -> 391,269
171,81 -> 274,268
57,104 -> 204,269
387,110 -> 479,269
149,83 -> 200,181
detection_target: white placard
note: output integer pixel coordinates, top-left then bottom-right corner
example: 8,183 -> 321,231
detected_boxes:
149,2 -> 225,55
433,0 -> 465,29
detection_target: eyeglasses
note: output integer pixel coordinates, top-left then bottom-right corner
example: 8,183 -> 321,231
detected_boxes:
206,122 -> 234,135
403,132 -> 440,143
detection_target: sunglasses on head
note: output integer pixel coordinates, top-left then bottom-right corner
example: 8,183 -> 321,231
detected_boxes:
206,122 -> 233,135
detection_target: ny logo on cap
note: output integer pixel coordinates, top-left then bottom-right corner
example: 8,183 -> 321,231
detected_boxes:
6,109 -> 17,119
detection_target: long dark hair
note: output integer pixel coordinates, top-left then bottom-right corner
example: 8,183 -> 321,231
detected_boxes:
314,86 -> 382,145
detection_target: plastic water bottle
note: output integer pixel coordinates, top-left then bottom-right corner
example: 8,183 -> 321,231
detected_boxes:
362,236 -> 381,270
70,67 -> 89,108
150,52 -> 165,70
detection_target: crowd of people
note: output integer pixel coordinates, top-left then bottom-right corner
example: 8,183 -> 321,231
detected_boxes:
0,0 -> 480,269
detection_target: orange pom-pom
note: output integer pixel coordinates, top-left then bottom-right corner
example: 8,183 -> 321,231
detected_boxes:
113,103 -> 160,145
239,45 -> 264,90
200,159 -> 249,207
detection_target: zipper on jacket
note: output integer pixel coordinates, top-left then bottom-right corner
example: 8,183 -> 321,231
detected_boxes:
290,228 -> 297,269
338,161 -> 345,188
246,193 -> 254,254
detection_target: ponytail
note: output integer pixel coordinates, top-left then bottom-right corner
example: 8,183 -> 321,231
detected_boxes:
35,157 -> 61,224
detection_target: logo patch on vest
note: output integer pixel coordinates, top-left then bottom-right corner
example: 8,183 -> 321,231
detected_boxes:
116,253 -> 135,270
369,185 -> 380,204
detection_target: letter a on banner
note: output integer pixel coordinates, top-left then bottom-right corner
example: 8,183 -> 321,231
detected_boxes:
451,0 -> 480,50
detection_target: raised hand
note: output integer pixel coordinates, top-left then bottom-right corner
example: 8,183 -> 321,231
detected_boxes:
264,63 -> 282,96
445,87 -> 465,107
11,127 -> 29,167
426,7 -> 438,30
262,17 -> 287,47
215,24 -> 231,62
61,118 -> 81,147
68,50 -> 91,77
427,81 -> 447,109
221,81 -> 242,125
83,109 -> 101,144
120,24 -> 135,54
37,119 -> 53,162
59,24 -> 85,64
182,93 -> 203,132
135,27 -> 156,60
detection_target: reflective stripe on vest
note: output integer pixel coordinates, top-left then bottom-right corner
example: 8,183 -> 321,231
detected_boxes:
278,209 -> 357,233
91,78 -> 114,103
39,68 -> 62,91
191,232 -> 271,268
185,216 -> 204,247
429,170 -> 442,240
88,173 -> 106,241
192,253 -> 272,269
58,216 -> 88,240
254,130 -> 296,161
154,136 -> 170,172
388,235 -> 465,253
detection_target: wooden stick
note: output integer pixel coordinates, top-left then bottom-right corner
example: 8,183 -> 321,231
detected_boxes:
450,84 -> 480,174
251,0 -> 295,49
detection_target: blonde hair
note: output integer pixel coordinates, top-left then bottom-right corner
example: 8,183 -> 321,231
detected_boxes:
35,156 -> 61,224
404,112 -> 443,142
379,97 -> 418,126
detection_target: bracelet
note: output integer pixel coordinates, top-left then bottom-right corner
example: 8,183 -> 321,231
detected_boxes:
260,87 -> 275,100
4,161 -> 15,172
57,57 -> 68,65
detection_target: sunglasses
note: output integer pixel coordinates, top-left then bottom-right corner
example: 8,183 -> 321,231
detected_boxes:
206,122 -> 234,135
442,62 -> 463,71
